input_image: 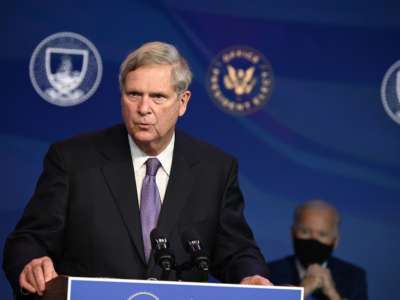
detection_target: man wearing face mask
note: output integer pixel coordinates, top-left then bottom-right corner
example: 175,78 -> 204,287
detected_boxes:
268,200 -> 367,300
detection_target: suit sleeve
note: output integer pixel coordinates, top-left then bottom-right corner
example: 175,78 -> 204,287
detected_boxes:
2,143 -> 69,293
210,158 -> 269,283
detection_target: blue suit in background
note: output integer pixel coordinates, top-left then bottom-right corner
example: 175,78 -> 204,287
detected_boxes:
268,255 -> 367,300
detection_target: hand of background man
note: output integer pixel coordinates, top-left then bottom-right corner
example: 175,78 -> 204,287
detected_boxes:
302,264 -> 342,300
19,256 -> 58,296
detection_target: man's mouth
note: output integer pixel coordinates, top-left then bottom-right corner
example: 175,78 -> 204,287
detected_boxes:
136,123 -> 152,129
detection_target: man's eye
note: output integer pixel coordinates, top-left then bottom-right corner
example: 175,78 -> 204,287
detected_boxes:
319,232 -> 329,238
152,95 -> 167,102
298,228 -> 310,235
126,91 -> 140,98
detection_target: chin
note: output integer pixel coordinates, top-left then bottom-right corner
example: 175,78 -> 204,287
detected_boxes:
131,131 -> 156,143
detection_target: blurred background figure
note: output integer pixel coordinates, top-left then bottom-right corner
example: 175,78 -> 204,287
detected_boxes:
268,199 -> 367,300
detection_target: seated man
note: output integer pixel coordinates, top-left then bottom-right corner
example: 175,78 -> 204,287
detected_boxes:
268,200 -> 367,300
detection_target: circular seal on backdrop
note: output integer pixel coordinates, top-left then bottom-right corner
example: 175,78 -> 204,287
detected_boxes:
206,46 -> 274,116
127,291 -> 160,300
29,32 -> 103,107
381,60 -> 400,125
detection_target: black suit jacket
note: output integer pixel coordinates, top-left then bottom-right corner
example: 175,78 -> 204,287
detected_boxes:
268,255 -> 367,300
3,124 -> 268,297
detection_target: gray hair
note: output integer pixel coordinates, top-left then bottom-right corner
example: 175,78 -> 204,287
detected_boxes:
119,41 -> 192,95
293,199 -> 341,233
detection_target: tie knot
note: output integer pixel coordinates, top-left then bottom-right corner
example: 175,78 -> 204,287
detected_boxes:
145,158 -> 161,176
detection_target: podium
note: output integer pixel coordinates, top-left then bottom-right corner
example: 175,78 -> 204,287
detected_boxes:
40,276 -> 303,300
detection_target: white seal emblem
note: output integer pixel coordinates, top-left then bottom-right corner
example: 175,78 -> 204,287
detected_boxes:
381,60 -> 400,125
206,46 -> 274,116
29,32 -> 103,107
127,291 -> 160,300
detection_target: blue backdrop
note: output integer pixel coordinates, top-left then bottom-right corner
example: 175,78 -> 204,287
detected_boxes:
1,1 -> 400,299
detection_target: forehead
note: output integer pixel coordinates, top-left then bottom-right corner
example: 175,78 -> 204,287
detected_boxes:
297,207 -> 337,232
124,64 -> 174,91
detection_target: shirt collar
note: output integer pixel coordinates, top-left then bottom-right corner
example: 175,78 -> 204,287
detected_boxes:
128,133 -> 175,176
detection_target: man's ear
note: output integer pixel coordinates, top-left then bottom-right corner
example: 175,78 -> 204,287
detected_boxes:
333,234 -> 340,249
178,90 -> 191,117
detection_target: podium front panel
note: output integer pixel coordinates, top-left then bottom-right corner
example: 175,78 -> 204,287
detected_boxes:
67,277 -> 303,300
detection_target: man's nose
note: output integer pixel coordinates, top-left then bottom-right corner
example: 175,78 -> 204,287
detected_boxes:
138,96 -> 151,114
310,231 -> 322,241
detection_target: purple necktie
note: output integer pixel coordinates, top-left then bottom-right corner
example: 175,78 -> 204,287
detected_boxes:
140,158 -> 162,262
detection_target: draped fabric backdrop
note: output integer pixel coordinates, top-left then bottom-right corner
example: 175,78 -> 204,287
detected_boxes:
1,1 -> 399,299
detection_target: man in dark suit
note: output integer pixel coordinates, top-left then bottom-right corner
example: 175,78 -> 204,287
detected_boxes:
3,41 -> 271,298
268,200 -> 367,300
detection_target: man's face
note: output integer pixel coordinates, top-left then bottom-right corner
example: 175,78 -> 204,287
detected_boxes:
292,208 -> 338,246
121,64 -> 190,155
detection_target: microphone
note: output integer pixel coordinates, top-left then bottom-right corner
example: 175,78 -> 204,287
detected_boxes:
150,229 -> 175,272
181,230 -> 209,272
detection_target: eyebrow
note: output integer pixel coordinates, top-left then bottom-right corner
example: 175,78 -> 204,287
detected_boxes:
124,88 -> 169,98
149,92 -> 168,98
124,88 -> 142,94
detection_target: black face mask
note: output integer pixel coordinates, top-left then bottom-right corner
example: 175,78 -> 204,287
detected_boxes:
293,238 -> 334,268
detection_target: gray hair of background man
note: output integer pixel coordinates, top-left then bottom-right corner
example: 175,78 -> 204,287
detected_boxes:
119,41 -> 193,96
293,199 -> 341,234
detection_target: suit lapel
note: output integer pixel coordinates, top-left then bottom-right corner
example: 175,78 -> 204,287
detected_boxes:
157,132 -> 197,237
98,124 -> 146,264
102,161 -> 146,264
157,153 -> 194,236
290,256 -> 301,285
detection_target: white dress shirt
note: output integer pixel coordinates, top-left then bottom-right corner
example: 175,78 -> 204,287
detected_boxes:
128,133 -> 174,207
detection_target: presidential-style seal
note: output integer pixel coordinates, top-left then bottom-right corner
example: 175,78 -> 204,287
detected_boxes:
206,46 -> 274,116
381,60 -> 400,125
127,291 -> 160,300
29,32 -> 103,107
